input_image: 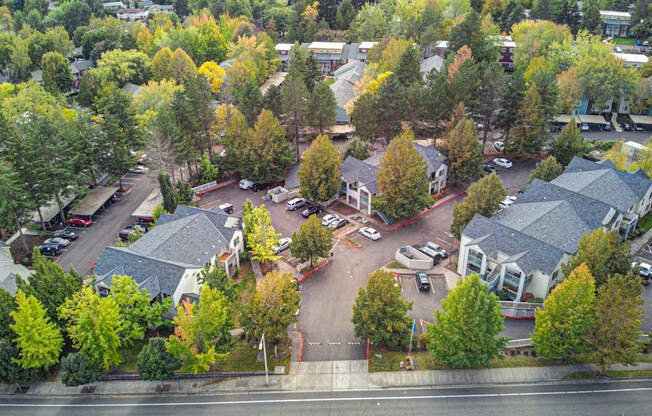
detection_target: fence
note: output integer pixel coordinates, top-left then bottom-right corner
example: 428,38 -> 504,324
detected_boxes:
101,371 -> 265,382
499,301 -> 542,319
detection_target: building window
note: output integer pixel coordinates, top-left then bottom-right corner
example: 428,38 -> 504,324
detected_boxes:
233,236 -> 240,246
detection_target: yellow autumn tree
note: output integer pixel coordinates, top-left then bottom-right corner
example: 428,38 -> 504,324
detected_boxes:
198,61 -> 226,94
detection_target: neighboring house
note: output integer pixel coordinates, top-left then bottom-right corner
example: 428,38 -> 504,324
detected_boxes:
307,42 -> 347,73
498,37 -> 516,70
356,42 -> 377,63
600,10 -> 632,37
275,43 -> 294,71
434,40 -> 450,58
122,83 -> 142,95
330,60 -> 365,124
94,205 -> 244,307
102,1 -> 125,9
420,55 -> 444,78
30,70 -> 42,84
150,4 -> 173,13
612,52 -> 649,69
457,157 -> 652,302
115,8 -> 149,21
0,242 -> 31,296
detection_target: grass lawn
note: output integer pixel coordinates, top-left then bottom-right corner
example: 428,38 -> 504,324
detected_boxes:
323,79 -> 335,86
610,37 -> 637,45
118,339 -> 146,373
385,261 -> 407,269
562,369 -> 652,380
212,340 -> 291,373
639,213 -> 652,232
342,236 -> 361,247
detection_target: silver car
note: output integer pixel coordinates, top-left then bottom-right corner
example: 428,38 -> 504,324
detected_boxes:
44,237 -> 70,247
321,214 -> 339,227
273,237 -> 292,254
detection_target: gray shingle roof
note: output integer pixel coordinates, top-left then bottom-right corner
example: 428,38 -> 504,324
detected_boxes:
420,55 -> 444,76
365,142 -> 444,177
340,156 -> 379,186
464,214 -> 565,275
330,61 -> 365,124
285,163 -> 301,190
94,246 -> 190,297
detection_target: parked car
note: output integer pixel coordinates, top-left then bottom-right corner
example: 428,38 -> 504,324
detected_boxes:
239,179 -> 254,190
635,125 -> 645,131
329,218 -> 349,230
499,195 -> 517,209
415,245 -> 440,263
483,164 -> 495,174
302,206 -> 323,218
129,166 -> 149,174
424,241 -> 448,258
415,272 -> 431,291
632,262 -> 652,285
286,197 -> 307,211
39,245 -> 61,257
492,158 -> 513,168
69,217 -> 91,227
623,122 -> 632,131
53,230 -> 77,240
119,224 -> 149,240
218,203 -> 234,214
494,141 -> 505,152
44,237 -> 70,248
137,154 -> 148,164
321,214 -> 339,227
251,182 -> 270,192
580,123 -> 590,131
273,237 -> 292,254
603,121 -> 612,131
358,227 -> 381,241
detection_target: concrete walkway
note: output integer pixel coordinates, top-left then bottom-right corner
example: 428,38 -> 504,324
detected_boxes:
4,360 -> 652,397
630,227 -> 652,255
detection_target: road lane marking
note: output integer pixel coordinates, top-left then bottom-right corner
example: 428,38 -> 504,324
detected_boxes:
4,387 -> 652,407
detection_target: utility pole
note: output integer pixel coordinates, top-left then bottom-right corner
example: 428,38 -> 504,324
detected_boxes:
259,334 -> 269,385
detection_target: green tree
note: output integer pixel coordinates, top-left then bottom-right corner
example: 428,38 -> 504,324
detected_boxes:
506,83 -> 547,156
341,137 -> 369,160
589,274 -> 644,375
199,264 -> 238,303
495,69 -> 526,135
17,248 -> 83,327
0,289 -> 16,341
242,198 -> 255,236
438,116 -> 483,184
41,51 -> 73,93
0,161 -> 34,254
351,269 -> 412,348
582,5 -> 602,34
350,91 -> 381,142
10,290 -> 63,370
110,275 -> 171,346
528,156 -> 563,184
58,287 -> 123,371
242,270 -> 300,346
237,77 -> 263,126
0,339 -> 36,385
373,128 -> 432,221
242,109 -> 294,183
449,11 -> 499,63
550,118 -> 590,166
168,48 -> 197,85
151,47 -> 173,81
281,73 -> 309,162
158,171 -> 177,213
290,214 -> 333,267
305,83 -> 336,134
60,352 -> 103,387
176,180 -> 194,205
298,134 -> 341,202
450,172 -> 507,239
533,264 -> 595,360
425,274 -> 506,368
137,337 -> 182,381
562,228 -> 632,287
396,44 -> 421,86
166,286 -> 234,373
475,63 -> 506,147
373,74 -> 406,140
262,84 -> 282,118
246,204 -> 280,263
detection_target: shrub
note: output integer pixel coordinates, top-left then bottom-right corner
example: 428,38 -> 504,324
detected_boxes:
61,352 -> 103,387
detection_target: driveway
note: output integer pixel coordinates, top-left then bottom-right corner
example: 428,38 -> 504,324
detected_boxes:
56,173 -> 156,275
551,130 -> 650,144
631,243 -> 652,333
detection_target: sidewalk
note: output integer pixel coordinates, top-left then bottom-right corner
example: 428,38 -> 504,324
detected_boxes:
4,360 -> 652,397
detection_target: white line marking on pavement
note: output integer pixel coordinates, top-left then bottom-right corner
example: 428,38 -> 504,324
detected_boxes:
4,387 -> 652,407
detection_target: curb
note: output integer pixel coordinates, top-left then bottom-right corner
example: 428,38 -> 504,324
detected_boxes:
297,260 -> 329,283
386,188 -> 467,232
340,237 -> 361,249
195,179 -> 238,202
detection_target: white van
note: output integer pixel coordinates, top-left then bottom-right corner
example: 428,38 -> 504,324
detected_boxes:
286,198 -> 307,211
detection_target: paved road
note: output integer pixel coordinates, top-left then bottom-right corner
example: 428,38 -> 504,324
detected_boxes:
3,380 -> 651,415
56,172 -> 156,275
551,130 -> 651,144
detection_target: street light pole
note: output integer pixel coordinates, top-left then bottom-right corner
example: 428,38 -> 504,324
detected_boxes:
259,334 -> 269,385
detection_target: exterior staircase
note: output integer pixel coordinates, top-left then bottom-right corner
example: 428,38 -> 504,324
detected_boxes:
612,112 -> 623,132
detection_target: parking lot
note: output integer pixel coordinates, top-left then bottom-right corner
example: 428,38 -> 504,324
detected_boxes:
631,243 -> 652,333
56,172 -> 156,275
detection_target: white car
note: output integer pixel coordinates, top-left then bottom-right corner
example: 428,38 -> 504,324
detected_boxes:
632,261 -> 652,277
321,214 -> 339,227
424,241 -> 448,258
580,123 -> 590,132
358,227 -> 381,241
273,237 -> 292,254
44,237 -> 70,247
492,158 -> 513,168
239,179 -> 254,190
130,166 -> 149,174
499,195 -> 517,209
494,141 -> 505,152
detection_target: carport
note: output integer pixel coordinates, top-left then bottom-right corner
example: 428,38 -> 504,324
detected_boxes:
31,194 -> 77,229
552,115 -> 578,131
131,189 -> 162,222
629,115 -> 652,130
577,114 -> 608,130
70,187 -> 118,218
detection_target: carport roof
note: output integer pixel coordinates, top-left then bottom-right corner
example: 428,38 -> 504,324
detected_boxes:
553,115 -> 577,124
30,192 -> 76,223
577,114 -> 607,124
629,115 -> 652,126
132,188 -> 162,218
70,187 -> 118,217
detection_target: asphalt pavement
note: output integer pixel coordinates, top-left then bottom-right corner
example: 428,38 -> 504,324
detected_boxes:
551,129 -> 651,144
3,380 -> 651,415
56,172 -> 156,275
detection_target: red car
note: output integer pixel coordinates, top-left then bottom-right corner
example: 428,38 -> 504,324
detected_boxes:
69,217 -> 91,227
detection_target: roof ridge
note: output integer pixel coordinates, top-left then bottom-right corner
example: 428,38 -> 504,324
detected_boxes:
109,245 -> 197,269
